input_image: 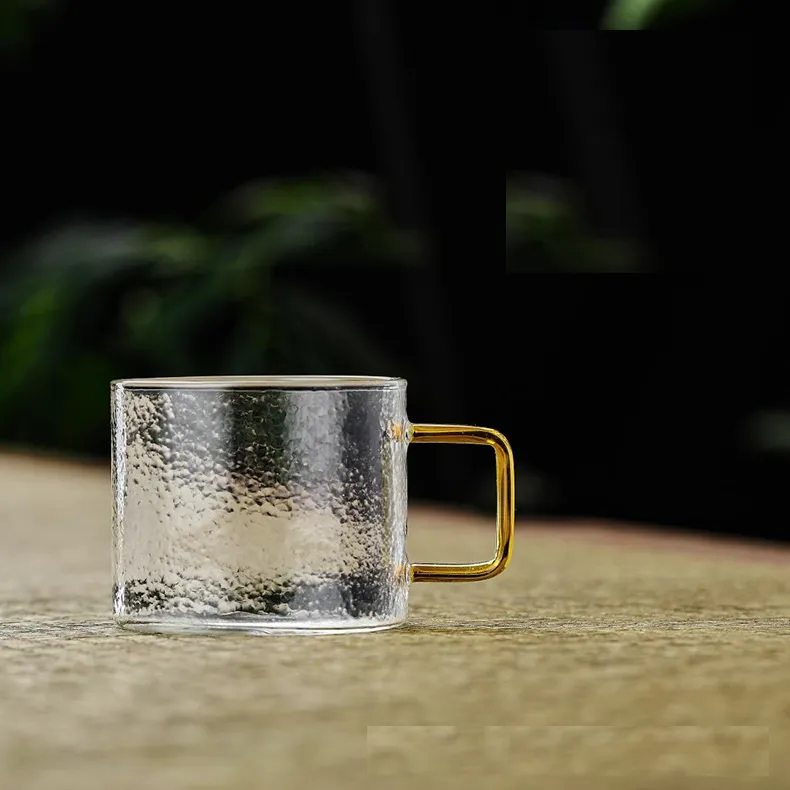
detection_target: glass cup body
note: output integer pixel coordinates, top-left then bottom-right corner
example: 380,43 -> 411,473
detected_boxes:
112,376 -> 410,634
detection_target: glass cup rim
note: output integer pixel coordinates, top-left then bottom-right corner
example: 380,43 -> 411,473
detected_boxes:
111,375 -> 407,390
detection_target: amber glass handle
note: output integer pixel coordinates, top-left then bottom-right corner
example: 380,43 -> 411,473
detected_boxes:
408,424 -> 515,582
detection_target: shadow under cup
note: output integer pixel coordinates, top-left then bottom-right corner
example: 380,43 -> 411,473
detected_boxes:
112,377 -> 411,634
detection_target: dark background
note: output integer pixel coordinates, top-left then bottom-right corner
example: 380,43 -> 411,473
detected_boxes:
1,4 -> 770,539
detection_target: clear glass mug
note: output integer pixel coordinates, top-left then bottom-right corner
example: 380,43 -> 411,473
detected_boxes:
111,376 -> 514,634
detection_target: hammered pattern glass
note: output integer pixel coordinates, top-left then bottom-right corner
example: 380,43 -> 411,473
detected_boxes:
112,380 -> 410,633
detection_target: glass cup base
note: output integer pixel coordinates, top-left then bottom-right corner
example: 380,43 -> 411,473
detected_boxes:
115,613 -> 406,636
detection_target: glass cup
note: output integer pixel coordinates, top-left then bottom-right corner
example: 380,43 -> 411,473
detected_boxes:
111,376 -> 514,634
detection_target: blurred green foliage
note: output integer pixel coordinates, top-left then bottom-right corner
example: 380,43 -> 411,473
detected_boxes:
0,0 -> 52,56
0,176 -> 420,455
0,170 -> 650,457
602,0 -> 726,29
743,412 -> 790,456
506,175 -> 648,272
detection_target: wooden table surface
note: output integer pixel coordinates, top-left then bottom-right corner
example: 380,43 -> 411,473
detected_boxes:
1,451 -> 789,790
